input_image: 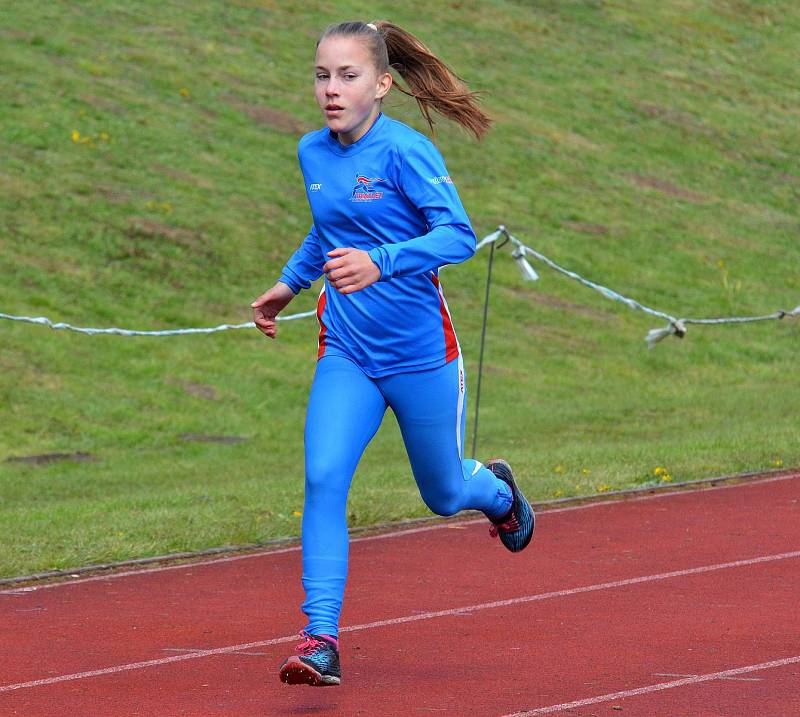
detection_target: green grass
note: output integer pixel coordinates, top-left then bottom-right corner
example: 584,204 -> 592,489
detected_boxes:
1,0 -> 798,578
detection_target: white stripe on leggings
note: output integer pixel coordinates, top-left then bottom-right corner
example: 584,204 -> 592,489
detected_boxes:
456,353 -> 465,458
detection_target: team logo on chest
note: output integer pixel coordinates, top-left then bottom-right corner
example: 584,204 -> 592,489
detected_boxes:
350,174 -> 385,202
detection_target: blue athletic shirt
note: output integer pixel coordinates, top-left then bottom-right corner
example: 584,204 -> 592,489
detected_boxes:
279,112 -> 476,378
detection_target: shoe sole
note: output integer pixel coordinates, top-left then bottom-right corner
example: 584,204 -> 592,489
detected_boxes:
279,656 -> 340,686
486,458 -> 535,553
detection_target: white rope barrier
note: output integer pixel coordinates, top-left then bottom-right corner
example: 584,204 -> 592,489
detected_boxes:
0,310 -> 316,336
1,225 -> 797,346
487,225 -> 799,347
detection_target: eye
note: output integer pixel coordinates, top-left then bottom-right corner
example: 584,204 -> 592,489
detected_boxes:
344,73 -> 358,80
315,73 -> 329,81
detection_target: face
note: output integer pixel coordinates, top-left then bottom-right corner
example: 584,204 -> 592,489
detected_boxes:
314,35 -> 392,145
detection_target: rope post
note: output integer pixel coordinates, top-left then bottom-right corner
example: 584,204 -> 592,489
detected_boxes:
471,241 -> 494,459
471,235 -> 501,460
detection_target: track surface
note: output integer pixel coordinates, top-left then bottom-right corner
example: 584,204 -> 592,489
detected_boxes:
1,473 -> 798,716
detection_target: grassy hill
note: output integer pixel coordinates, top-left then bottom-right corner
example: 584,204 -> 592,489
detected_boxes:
1,0 -> 798,577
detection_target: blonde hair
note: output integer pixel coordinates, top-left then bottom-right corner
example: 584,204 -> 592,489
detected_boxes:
318,21 -> 492,141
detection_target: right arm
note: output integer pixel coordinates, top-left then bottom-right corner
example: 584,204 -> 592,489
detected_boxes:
251,224 -> 325,339
279,223 -> 326,294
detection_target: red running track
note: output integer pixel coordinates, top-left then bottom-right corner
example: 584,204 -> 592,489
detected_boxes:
1,473 -> 798,716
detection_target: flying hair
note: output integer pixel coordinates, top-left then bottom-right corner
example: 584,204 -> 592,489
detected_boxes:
317,21 -> 492,141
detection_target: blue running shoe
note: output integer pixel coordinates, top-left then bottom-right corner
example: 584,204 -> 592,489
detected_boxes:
279,632 -> 341,686
486,458 -> 535,553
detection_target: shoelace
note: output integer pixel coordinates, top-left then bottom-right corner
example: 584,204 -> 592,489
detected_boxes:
489,514 -> 520,538
295,632 -> 326,656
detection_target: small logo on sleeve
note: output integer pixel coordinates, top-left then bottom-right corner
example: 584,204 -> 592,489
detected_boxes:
350,174 -> 385,202
309,183 -> 322,192
430,175 -> 453,185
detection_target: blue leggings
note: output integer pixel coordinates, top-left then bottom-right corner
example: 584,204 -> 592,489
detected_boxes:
300,354 -> 512,637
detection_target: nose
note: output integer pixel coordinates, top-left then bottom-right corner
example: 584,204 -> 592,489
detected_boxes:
325,77 -> 340,96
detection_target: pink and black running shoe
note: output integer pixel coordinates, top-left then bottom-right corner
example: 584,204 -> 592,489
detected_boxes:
486,458 -> 535,553
279,632 -> 341,686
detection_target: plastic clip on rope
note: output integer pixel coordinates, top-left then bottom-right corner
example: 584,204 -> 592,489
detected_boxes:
644,306 -> 800,348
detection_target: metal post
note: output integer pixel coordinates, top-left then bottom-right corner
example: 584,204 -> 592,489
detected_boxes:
471,240 -> 496,459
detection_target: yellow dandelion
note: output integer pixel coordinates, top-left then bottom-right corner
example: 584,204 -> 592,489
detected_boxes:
654,466 -> 667,476
598,484 -> 610,492
581,468 -> 590,475
292,510 -> 302,517
99,131 -> 110,141
553,489 -> 563,498
661,474 -> 673,482
179,87 -> 190,98
71,129 -> 81,143
554,464 -> 565,474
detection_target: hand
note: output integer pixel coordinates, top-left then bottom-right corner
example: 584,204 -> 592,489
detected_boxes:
250,282 -> 295,339
323,248 -> 381,294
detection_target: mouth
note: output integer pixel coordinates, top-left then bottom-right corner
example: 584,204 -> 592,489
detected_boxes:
324,104 -> 344,114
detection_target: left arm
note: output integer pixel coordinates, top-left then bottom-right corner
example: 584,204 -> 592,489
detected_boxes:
323,140 -> 476,294
367,139 -> 476,280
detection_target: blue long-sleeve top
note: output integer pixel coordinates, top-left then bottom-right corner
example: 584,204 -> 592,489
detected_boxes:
280,112 -> 476,378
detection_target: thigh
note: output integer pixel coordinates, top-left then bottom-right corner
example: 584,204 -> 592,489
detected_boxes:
305,355 -> 387,483
379,356 -> 467,491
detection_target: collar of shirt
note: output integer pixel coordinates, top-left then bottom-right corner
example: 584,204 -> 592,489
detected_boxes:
324,112 -> 387,157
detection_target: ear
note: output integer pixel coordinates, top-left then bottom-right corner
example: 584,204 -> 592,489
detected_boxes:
375,71 -> 392,100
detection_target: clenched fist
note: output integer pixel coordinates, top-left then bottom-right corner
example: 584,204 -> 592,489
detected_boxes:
323,248 -> 381,294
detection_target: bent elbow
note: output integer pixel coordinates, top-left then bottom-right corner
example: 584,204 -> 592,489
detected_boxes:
456,223 -> 477,261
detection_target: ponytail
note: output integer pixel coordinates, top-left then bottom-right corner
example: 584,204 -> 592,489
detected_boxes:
318,21 -> 492,141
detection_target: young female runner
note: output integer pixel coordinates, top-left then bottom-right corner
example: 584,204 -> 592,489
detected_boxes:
250,20 -> 534,687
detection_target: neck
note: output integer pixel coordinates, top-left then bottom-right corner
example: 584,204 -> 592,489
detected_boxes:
337,107 -> 382,146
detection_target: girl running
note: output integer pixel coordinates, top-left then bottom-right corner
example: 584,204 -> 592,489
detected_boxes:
250,20 -> 535,687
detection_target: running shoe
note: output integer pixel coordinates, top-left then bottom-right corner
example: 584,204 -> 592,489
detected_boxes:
279,632 -> 341,686
486,458 -> 535,553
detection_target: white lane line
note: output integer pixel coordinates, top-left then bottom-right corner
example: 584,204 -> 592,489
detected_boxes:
0,635 -> 298,694
162,647 -> 268,657
1,549 -> 798,694
501,655 -> 800,716
3,471 -> 797,595
653,672 -> 762,682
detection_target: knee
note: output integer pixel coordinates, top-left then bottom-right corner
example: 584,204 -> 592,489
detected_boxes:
421,487 -> 464,517
305,458 -> 349,502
